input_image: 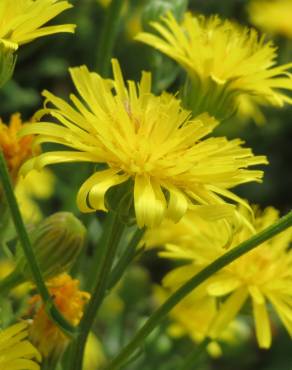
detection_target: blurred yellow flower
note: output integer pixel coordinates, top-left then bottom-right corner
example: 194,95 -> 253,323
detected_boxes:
29,273 -> 90,358
15,169 -> 55,222
155,279 -> 250,357
248,0 -> 292,38
0,0 -> 75,50
157,206 -> 292,349
0,322 -> 41,369
97,0 -> 112,8
236,94 -> 267,125
84,333 -> 106,370
0,259 -> 31,297
0,113 -> 35,184
137,12 -> 292,119
20,59 -> 266,228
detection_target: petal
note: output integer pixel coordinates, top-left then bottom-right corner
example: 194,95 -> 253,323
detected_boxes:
134,175 -> 166,228
252,299 -> 271,349
111,59 -> 128,101
249,285 -> 265,305
267,294 -> 292,336
77,169 -> 128,213
209,287 -> 248,338
20,151 -> 98,175
165,184 -> 188,223
207,278 -> 241,297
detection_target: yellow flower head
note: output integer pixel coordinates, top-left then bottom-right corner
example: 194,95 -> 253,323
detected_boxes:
248,0 -> 292,39
0,0 -> 75,50
29,273 -> 90,358
20,59 -> 266,228
136,12 -> 292,118
0,322 -> 41,369
157,206 -> 292,349
155,279 -> 250,357
0,114 -> 36,184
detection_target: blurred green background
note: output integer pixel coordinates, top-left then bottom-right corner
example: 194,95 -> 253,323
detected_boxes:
1,1 -> 291,369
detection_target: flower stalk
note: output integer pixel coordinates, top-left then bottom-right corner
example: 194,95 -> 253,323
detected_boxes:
104,209 -> 292,370
96,0 -> 124,76
0,150 -> 76,337
67,211 -> 126,370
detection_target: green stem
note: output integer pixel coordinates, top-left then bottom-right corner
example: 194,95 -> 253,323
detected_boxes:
96,0 -> 124,76
85,214 -> 115,291
107,227 -> 145,291
0,151 -> 76,337
68,211 -> 126,370
180,338 -> 210,370
104,209 -> 292,370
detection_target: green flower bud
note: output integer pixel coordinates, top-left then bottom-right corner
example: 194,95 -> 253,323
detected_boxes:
18,212 -> 86,280
0,41 -> 17,88
142,0 -> 188,32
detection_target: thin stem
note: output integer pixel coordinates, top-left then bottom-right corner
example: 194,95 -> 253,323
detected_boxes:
96,0 -> 124,76
0,151 -> 76,337
68,211 -> 126,370
107,227 -> 145,291
180,338 -> 210,370
85,214 -> 115,291
104,209 -> 292,370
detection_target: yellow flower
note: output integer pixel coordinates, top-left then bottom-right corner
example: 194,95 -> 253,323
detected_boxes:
0,259 -> 32,297
155,280 -> 218,344
248,0 -> 292,39
29,273 -> 90,358
0,322 -> 41,369
155,279 -> 250,357
0,0 -> 75,50
15,169 -> 55,222
83,333 -> 106,370
20,59 -> 266,228
156,206 -> 292,349
136,12 -> 292,119
0,113 -> 35,184
236,94 -> 267,125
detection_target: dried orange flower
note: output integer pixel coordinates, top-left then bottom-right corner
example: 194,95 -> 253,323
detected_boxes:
0,114 -> 35,183
29,273 -> 90,359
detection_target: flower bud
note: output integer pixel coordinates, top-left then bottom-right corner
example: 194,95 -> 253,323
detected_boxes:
0,41 -> 17,88
17,212 -> 86,281
142,0 -> 187,32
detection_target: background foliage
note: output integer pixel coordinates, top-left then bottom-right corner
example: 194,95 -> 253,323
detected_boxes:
1,1 -> 291,369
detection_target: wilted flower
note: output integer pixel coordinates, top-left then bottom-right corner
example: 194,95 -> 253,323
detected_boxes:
29,273 -> 90,359
0,114 -> 35,184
